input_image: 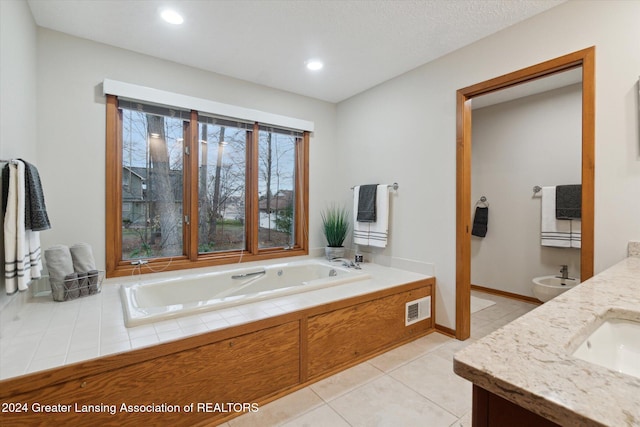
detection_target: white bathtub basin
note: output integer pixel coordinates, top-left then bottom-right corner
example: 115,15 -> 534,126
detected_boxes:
572,318 -> 640,379
120,259 -> 371,327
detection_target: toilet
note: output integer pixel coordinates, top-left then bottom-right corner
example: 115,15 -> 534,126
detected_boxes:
532,275 -> 580,302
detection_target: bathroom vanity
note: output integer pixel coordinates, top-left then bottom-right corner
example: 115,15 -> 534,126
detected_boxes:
454,257 -> 640,426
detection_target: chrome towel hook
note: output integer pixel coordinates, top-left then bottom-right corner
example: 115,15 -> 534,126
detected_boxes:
476,196 -> 489,207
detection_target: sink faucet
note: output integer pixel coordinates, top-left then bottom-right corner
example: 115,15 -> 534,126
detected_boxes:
557,265 -> 571,280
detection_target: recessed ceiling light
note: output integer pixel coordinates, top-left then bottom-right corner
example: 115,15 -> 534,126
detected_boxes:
160,9 -> 184,25
306,60 -> 324,71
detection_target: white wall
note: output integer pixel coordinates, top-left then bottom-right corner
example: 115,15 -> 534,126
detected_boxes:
0,0 -> 37,161
471,84 -> 582,298
35,29 -> 338,271
0,0 -> 38,306
337,0 -> 640,329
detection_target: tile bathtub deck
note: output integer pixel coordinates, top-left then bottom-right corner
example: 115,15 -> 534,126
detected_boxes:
223,292 -> 538,427
0,269 -> 537,426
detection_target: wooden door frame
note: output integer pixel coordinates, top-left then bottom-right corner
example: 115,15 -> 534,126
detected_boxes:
455,47 -> 595,340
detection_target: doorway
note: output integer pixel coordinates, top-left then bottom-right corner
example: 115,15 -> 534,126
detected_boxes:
455,47 -> 595,340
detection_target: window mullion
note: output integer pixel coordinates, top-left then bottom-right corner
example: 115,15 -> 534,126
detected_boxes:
295,132 -> 310,251
247,123 -> 260,254
106,95 -> 122,277
186,111 -> 199,260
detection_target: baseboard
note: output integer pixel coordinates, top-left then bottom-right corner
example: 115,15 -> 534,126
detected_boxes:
435,323 -> 456,338
471,284 -> 541,305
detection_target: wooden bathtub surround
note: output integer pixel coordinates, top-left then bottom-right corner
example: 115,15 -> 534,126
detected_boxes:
0,279 -> 435,426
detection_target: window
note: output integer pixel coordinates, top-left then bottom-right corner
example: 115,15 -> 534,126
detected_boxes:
106,96 -> 309,277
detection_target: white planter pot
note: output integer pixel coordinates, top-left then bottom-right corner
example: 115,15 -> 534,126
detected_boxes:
325,246 -> 345,260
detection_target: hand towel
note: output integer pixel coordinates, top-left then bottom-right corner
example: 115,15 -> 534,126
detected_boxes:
44,245 -> 75,299
541,186 -> 571,247
63,272 -> 80,301
556,184 -> 581,219
353,185 -> 389,248
19,158 -> 51,231
70,243 -> 97,273
4,161 -> 42,294
356,184 -> 377,222
471,206 -> 488,237
77,272 -> 89,296
571,219 -> 581,248
87,269 -> 100,295
353,186 -> 368,247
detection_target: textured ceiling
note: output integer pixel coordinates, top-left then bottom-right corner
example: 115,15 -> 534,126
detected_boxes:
27,0 -> 566,103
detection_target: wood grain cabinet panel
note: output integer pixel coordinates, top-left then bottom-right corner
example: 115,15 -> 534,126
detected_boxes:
1,280 -> 435,425
307,285 -> 432,377
1,322 -> 299,426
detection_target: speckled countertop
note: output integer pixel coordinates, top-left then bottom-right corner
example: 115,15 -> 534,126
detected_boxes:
454,257 -> 640,427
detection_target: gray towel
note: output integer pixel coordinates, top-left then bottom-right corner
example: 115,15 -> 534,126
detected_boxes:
78,272 -> 89,296
87,269 -> 100,295
70,243 -> 97,273
556,184 -> 581,219
357,184 -> 378,222
45,245 -> 75,301
44,245 -> 74,281
471,207 -> 488,237
64,272 -> 80,300
18,159 -> 51,231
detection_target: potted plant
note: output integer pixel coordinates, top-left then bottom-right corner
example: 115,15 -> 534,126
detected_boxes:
321,205 -> 350,260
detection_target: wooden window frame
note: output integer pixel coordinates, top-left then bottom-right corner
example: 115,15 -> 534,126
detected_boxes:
106,95 -> 309,278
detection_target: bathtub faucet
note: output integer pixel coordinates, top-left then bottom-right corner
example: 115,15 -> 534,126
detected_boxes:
231,269 -> 266,279
331,258 -> 361,270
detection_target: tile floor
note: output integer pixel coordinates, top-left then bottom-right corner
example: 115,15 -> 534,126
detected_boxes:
223,291 -> 538,427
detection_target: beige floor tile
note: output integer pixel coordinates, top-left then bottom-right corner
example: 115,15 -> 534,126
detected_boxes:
329,375 -> 457,427
368,332 -> 452,372
432,337 -> 477,362
390,353 -> 471,417
310,361 -> 384,402
228,387 -> 323,427
281,404 -> 351,427
450,410 -> 472,427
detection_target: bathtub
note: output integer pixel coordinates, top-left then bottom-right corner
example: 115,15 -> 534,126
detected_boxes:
120,259 -> 371,327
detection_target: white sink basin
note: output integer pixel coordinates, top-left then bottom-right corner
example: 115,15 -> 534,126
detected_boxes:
572,318 -> 640,379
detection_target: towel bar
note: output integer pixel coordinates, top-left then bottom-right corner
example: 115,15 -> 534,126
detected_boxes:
350,183 -> 399,191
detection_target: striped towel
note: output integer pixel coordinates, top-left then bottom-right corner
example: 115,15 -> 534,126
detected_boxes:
353,184 -> 389,248
541,186 -> 571,247
4,160 -> 43,294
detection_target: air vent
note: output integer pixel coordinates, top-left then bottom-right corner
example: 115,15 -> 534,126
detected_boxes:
405,296 -> 431,326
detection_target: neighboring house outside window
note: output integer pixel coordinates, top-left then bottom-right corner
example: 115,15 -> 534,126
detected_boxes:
106,95 -> 309,277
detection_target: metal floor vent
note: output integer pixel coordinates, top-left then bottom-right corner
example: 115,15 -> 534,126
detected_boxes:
405,296 -> 431,326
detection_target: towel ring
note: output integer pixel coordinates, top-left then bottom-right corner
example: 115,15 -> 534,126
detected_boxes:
476,196 -> 489,208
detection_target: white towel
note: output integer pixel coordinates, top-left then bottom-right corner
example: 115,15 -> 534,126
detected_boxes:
541,186 -> 571,248
4,161 -> 43,294
353,184 -> 389,248
571,219 -> 581,248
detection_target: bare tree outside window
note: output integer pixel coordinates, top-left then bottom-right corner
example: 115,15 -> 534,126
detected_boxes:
121,104 -> 185,259
109,94 -> 309,277
258,128 -> 296,249
198,118 -> 247,253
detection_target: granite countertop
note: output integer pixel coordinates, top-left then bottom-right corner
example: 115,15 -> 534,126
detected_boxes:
454,257 -> 640,427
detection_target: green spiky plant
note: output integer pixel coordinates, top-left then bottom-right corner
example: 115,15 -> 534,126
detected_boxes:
321,205 -> 350,247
